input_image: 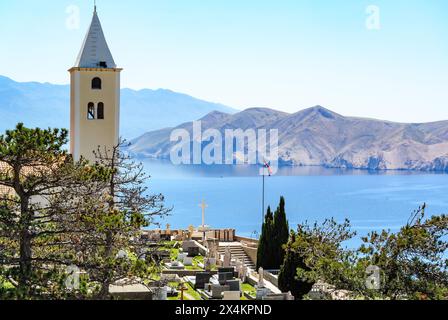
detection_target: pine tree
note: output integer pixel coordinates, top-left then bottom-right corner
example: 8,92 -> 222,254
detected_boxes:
0,125 -> 171,299
59,139 -> 171,299
0,123 -> 93,298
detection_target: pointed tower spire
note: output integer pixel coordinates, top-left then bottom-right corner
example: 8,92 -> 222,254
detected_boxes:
74,7 -> 116,69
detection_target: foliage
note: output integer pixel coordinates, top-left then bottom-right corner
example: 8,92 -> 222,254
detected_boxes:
273,196 -> 289,268
287,205 -> 448,300
358,204 -> 448,300
54,139 -> 171,299
0,125 -> 170,300
0,123 -> 95,299
278,231 -> 314,300
256,206 -> 274,270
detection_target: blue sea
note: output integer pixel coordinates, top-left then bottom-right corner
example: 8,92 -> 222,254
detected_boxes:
141,159 -> 448,246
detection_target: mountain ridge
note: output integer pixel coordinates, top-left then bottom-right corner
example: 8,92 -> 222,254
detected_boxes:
0,75 -> 237,139
128,106 -> 448,172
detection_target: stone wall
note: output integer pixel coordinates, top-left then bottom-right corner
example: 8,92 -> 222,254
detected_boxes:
242,245 -> 257,266
263,270 -> 279,287
235,235 -> 258,266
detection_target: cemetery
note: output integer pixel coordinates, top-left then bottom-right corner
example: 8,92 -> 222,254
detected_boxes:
132,223 -> 294,301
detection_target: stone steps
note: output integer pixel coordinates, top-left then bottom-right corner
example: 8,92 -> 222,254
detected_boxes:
218,244 -> 256,269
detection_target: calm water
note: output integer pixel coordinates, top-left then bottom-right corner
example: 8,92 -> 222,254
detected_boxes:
141,159 -> 448,246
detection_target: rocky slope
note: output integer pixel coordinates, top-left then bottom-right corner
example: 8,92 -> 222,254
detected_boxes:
128,106 -> 448,172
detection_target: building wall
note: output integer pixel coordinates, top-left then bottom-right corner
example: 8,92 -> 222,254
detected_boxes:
70,67 -> 121,162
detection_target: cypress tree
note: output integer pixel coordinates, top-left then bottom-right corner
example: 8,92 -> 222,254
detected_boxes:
273,196 -> 289,268
256,206 -> 274,270
257,197 -> 290,270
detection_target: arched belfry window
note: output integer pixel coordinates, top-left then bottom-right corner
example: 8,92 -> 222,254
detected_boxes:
87,102 -> 95,120
92,77 -> 102,90
97,102 -> 104,120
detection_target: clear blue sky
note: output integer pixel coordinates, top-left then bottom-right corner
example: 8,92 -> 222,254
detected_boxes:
1,0 -> 447,122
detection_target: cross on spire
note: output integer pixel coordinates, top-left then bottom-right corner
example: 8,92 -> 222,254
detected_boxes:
74,2 -> 116,69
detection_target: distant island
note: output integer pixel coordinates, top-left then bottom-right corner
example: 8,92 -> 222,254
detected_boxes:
129,106 -> 448,172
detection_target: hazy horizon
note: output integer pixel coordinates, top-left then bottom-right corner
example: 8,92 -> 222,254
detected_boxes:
4,73 -> 448,124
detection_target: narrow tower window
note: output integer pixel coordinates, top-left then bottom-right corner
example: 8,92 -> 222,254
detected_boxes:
87,102 -> 95,120
92,77 -> 102,90
97,103 -> 104,120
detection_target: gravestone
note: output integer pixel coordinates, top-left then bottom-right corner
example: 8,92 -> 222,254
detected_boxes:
239,265 -> 248,282
149,233 -> 161,242
161,274 -> 178,282
218,267 -> 235,274
183,257 -> 193,266
222,291 -> 241,300
182,240 -> 197,251
188,225 -> 195,239
195,272 -> 212,290
226,279 -> 241,292
256,287 -> 270,300
109,284 -> 151,300
218,272 -> 234,285
211,284 -> 230,299
167,260 -> 184,270
204,258 -> 216,271
214,248 -> 220,262
206,239 -> 218,258
177,253 -> 187,262
235,259 -> 242,272
167,286 -> 178,298
258,267 -> 265,288
151,286 -> 168,300
223,246 -> 232,267
153,250 -> 170,261
188,246 -> 200,257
